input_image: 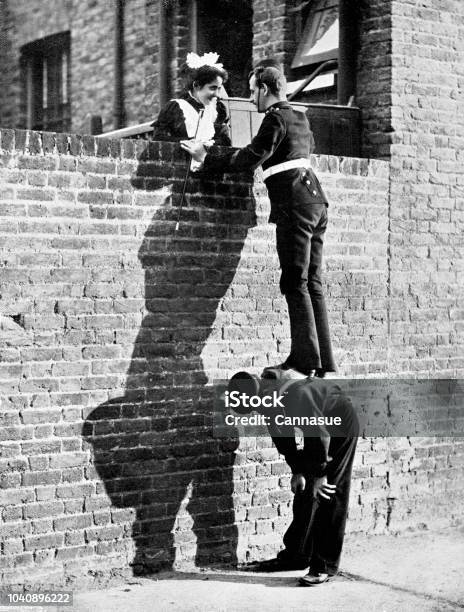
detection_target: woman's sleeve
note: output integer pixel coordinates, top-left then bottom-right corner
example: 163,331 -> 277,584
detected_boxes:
213,100 -> 232,147
151,101 -> 188,142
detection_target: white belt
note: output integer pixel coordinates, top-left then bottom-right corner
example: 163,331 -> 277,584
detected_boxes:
262,158 -> 311,180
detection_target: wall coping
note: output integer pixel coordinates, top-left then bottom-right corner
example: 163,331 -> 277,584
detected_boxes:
0,128 -> 390,179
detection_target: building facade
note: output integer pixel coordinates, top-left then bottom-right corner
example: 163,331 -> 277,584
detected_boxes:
1,0 -> 400,158
0,0 -> 463,588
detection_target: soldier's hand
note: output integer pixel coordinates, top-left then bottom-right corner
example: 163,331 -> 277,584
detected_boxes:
291,473 -> 306,494
312,476 -> 336,500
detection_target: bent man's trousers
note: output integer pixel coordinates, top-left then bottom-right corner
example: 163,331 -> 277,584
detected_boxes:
280,434 -> 357,575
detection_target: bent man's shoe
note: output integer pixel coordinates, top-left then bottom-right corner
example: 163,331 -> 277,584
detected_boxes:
242,556 -> 309,572
298,571 -> 330,586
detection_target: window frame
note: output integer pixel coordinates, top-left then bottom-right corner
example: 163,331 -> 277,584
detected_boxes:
291,0 -> 339,70
20,31 -> 71,132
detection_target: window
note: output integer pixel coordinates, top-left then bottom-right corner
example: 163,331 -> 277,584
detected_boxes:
192,0 -> 253,97
292,0 -> 339,70
20,32 -> 71,132
289,0 -> 338,98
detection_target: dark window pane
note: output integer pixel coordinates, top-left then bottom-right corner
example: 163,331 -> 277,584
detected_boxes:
20,31 -> 71,132
196,0 -> 253,97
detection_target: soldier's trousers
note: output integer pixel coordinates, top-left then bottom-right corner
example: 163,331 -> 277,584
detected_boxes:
278,434 -> 358,575
276,202 -> 336,374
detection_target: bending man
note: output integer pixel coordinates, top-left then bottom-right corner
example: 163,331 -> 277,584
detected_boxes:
228,370 -> 359,585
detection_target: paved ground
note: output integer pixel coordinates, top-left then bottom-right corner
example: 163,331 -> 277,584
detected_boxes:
3,528 -> 463,612
74,528 -> 463,612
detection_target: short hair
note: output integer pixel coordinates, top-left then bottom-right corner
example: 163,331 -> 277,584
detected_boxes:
227,371 -> 260,415
252,58 -> 284,73
181,64 -> 228,91
252,65 -> 286,96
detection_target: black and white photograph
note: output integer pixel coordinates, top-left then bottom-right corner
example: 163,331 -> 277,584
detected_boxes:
0,1 -> 463,610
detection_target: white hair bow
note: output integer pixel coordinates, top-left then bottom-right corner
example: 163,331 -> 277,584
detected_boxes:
186,52 -> 223,70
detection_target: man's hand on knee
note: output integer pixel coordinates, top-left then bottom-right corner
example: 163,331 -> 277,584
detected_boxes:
312,475 -> 336,500
291,473 -> 306,493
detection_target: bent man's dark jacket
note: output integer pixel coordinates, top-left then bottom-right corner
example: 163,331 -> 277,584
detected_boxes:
203,101 -> 328,223
267,378 -> 359,477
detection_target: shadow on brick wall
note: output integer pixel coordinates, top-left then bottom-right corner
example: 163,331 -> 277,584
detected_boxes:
83,142 -> 257,575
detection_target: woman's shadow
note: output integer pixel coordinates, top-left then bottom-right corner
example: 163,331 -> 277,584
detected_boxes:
82,141 -> 257,575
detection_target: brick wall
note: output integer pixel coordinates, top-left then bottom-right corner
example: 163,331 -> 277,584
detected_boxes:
356,0 -> 393,159
143,0 -> 163,119
0,1 -> 15,128
122,0 -> 151,127
386,0 -> 464,374
252,0 -> 292,70
168,2 -> 191,98
0,0 -> 157,134
1,128 -> 463,587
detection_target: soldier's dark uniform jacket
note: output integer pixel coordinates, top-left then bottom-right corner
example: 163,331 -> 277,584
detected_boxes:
203,101 -> 328,223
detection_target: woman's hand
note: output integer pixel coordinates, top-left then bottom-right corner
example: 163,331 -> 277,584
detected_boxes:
180,140 -> 207,163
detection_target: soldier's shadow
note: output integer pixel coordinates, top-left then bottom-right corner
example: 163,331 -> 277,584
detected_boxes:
82,142 -> 257,575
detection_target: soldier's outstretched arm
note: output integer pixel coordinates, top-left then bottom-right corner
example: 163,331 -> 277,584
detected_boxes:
181,110 -> 286,173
